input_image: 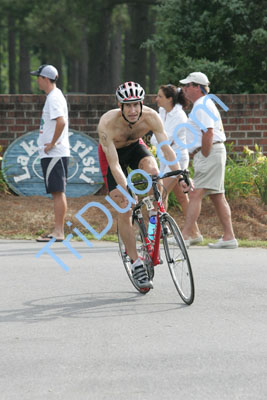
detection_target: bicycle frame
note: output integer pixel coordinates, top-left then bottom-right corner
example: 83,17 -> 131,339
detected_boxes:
132,179 -> 168,267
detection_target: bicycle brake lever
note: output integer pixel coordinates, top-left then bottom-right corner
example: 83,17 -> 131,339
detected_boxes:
183,170 -> 190,186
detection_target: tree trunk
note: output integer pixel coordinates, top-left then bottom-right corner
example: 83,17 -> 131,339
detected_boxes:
8,15 -> 16,94
87,7 -> 112,94
79,25 -> 89,93
0,27 -> 3,93
149,48 -> 156,94
127,3 -> 149,88
124,28 -> 130,82
50,53 -> 63,90
19,31 -> 31,93
110,26 -> 122,92
67,59 -> 79,92
148,15 -> 156,94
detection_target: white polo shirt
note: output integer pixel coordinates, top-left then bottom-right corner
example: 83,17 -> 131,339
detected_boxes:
186,95 -> 226,153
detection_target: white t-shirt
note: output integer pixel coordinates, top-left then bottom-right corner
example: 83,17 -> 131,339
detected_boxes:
151,104 -> 189,158
38,87 -> 70,158
186,95 -> 226,153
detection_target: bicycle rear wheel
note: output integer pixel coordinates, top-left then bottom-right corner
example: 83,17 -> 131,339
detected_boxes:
161,214 -> 194,305
117,220 -> 153,293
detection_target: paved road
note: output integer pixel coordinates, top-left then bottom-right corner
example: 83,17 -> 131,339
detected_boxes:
0,239 -> 267,400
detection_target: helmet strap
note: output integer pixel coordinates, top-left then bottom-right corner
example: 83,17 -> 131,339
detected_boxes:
121,103 -> 143,128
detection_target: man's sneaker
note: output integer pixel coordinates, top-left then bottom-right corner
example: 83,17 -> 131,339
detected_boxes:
132,265 -> 153,289
208,238 -> 238,249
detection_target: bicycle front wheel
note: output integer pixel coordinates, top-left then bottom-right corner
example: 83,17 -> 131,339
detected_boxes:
161,214 -> 194,305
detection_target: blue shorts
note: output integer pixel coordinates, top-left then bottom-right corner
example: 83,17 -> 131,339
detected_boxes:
41,157 -> 68,194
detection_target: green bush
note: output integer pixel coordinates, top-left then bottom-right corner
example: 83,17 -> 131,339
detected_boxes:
254,157 -> 267,205
166,143 -> 267,208
225,143 -> 267,204
0,146 -> 9,194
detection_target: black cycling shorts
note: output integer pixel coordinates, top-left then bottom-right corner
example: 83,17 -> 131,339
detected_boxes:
98,139 -> 152,192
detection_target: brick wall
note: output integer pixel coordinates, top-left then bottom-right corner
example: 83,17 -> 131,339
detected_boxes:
0,94 -> 266,155
219,94 -> 267,154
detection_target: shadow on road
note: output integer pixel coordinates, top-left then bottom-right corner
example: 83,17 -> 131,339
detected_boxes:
0,291 -> 187,323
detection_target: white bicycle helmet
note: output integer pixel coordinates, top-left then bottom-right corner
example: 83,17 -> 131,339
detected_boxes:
116,81 -> 145,103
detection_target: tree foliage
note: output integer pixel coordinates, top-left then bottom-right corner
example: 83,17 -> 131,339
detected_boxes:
0,0 -> 265,94
0,0 -> 158,93
147,0 -> 267,93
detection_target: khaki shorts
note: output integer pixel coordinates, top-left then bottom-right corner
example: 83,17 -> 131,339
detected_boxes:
193,143 -> 226,195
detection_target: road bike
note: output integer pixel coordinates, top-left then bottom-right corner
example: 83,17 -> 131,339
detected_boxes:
118,169 -> 195,305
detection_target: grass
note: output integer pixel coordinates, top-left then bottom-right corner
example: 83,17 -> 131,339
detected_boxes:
1,233 -> 266,248
79,234 -> 267,248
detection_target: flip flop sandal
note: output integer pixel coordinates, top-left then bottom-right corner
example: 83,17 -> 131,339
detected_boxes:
36,235 -> 64,242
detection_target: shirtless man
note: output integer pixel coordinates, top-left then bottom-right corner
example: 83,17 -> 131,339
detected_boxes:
98,81 -> 188,289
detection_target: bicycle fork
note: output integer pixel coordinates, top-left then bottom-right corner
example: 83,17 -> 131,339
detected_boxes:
134,208 -> 157,265
151,214 -> 162,266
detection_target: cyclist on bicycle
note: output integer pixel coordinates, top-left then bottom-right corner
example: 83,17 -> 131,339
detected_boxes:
98,81 -> 189,289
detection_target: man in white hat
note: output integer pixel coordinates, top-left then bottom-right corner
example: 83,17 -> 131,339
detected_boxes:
31,64 -> 70,242
180,72 -> 238,248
